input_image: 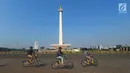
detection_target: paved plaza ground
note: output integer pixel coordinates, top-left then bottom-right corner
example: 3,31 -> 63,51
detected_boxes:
0,54 -> 130,73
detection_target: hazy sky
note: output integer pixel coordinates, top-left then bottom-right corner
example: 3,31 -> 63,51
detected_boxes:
0,0 -> 130,48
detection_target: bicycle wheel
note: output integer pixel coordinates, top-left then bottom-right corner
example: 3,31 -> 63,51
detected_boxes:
34,60 -> 40,67
65,60 -> 73,69
36,60 -> 43,66
81,59 -> 90,67
51,61 -> 59,69
22,60 -> 29,67
92,58 -> 98,66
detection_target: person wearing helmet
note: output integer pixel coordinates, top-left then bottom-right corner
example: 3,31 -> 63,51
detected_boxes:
27,46 -> 35,63
56,47 -> 64,65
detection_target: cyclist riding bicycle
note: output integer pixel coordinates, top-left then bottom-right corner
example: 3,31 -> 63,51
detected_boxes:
56,47 -> 64,65
83,48 -> 92,63
27,46 -> 36,63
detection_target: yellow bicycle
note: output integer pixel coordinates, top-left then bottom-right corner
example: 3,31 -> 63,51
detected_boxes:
81,55 -> 98,67
51,55 -> 73,69
22,55 -> 43,67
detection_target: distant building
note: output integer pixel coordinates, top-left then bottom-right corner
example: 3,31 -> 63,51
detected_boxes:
112,45 -> 130,51
120,46 -> 130,51
97,45 -> 103,50
40,46 -> 45,49
34,41 -> 38,50
116,45 -> 122,49
72,48 -> 80,52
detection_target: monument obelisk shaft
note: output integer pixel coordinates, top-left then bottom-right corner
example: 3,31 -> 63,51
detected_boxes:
58,6 -> 63,45
50,5 -> 70,49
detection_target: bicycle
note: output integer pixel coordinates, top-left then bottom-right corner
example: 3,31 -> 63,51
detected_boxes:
22,55 -> 43,67
51,55 -> 73,69
81,54 -> 98,67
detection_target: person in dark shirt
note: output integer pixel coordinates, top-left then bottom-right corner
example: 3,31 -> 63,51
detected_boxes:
56,47 -> 64,65
27,46 -> 35,63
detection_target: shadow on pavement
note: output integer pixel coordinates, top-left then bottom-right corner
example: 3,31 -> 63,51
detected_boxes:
39,63 -> 45,67
0,64 -> 8,67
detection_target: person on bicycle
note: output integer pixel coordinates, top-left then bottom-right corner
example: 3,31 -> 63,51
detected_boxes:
83,48 -> 92,63
56,47 -> 64,65
27,46 -> 36,63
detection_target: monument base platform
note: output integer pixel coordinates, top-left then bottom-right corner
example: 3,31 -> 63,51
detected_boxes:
51,44 -> 70,49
